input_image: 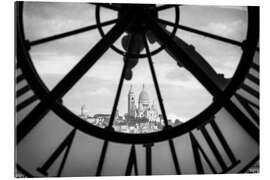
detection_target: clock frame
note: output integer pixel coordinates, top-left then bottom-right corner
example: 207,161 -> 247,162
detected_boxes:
15,2 -> 259,177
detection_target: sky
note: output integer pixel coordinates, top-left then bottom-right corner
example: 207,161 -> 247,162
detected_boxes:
23,2 -> 248,122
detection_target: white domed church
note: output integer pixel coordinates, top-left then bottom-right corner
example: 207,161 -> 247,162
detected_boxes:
127,84 -> 159,122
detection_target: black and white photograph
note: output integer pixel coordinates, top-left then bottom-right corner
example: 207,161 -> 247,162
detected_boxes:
14,0 -> 260,178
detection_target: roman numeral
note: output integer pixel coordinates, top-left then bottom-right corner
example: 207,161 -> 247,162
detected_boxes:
16,73 -> 24,83
240,84 -> 259,99
168,139 -> 181,174
16,95 -> 38,112
251,62 -> 259,72
125,145 -> 138,176
95,140 -> 109,176
234,93 -> 259,125
235,62 -> 259,125
37,129 -> 76,177
143,143 -> 154,175
190,117 -> 240,174
96,136 -> 181,176
16,85 -> 31,98
225,62 -> 259,143
96,142 -> 154,176
16,68 -> 38,112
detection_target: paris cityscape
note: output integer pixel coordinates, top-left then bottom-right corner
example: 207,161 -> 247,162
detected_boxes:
78,84 -> 182,133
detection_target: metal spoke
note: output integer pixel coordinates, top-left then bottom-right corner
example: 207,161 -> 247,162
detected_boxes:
29,19 -> 118,46
147,20 -> 224,98
142,32 -> 169,127
90,3 -> 120,11
107,54 -> 130,128
17,19 -> 130,144
158,18 -> 260,51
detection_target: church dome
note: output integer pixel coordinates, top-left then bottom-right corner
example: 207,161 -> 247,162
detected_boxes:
138,103 -> 144,112
139,84 -> 150,104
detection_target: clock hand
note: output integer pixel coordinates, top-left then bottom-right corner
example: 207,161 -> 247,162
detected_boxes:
121,33 -> 144,80
146,23 -> 229,90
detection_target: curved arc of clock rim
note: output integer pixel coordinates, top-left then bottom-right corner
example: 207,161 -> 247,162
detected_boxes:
221,7 -> 259,98
16,2 -> 49,99
16,3 -> 259,144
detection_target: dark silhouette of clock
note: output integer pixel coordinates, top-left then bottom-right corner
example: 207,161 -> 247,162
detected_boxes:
15,2 -> 259,177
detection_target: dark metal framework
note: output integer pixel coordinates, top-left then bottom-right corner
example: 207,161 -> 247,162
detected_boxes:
16,2 -> 259,175
95,5 -> 180,58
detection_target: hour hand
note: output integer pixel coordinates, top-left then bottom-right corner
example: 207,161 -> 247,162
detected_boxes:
146,24 -> 183,68
121,33 -> 144,80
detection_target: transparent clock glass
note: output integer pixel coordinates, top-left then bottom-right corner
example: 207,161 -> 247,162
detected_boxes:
23,2 -> 247,133
16,1 -> 259,177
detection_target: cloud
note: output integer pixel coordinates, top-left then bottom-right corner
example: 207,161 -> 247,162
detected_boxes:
31,53 -> 79,76
31,51 -> 204,90
165,68 -> 192,82
88,87 -> 111,96
153,63 -> 204,89
27,3 -> 246,88
30,50 -> 124,88
39,72 -> 212,121
201,20 -> 247,39
180,5 -> 248,42
173,30 -> 243,79
23,3 -> 246,122
24,2 -> 116,57
24,2 -> 95,40
28,30 -> 102,57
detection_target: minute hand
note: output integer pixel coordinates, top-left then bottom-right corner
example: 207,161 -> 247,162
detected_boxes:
146,22 -> 229,91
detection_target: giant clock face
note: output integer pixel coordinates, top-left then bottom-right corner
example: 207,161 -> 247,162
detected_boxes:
15,2 -> 259,177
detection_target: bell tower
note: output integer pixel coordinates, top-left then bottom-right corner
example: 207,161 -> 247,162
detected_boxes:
128,85 -> 136,117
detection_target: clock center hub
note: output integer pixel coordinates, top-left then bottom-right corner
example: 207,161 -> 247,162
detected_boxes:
118,4 -> 157,34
